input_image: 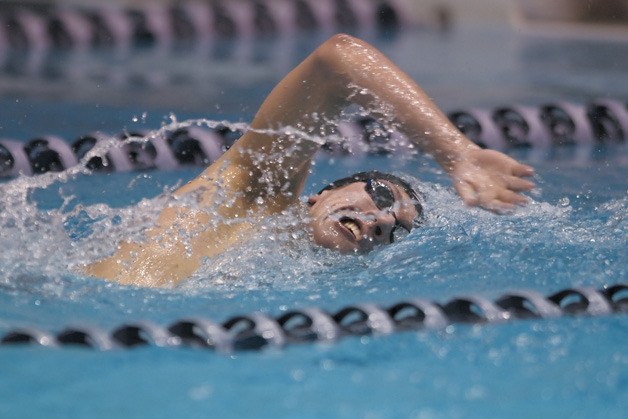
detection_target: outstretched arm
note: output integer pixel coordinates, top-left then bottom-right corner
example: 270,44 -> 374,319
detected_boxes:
314,34 -> 535,211
301,34 -> 535,211
185,33 -> 534,212
87,34 -> 534,286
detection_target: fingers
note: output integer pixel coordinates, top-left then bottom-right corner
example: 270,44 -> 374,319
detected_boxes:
506,176 -> 535,192
483,199 -> 516,214
475,187 -> 528,213
498,189 -> 528,205
512,163 -> 535,177
450,153 -> 535,214
453,181 -> 479,206
455,179 -> 529,213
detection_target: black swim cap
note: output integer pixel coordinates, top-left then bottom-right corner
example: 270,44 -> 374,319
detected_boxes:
317,170 -> 424,223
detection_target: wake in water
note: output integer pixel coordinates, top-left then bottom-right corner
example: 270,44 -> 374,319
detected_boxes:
0,116 -> 626,297
0,116 -> 382,291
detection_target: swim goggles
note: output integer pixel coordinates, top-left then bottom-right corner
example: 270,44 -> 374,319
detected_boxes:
365,178 -> 412,243
316,170 -> 424,240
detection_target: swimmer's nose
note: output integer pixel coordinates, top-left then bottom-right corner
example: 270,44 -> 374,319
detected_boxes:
365,211 -> 396,244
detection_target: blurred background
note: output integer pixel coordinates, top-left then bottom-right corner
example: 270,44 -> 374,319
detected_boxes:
2,0 -> 627,24
0,0 -> 626,141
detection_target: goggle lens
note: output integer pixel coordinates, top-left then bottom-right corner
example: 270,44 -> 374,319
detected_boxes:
365,179 -> 411,243
365,179 -> 395,210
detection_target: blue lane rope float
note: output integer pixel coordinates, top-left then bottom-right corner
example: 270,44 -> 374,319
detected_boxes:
1,99 -> 626,179
1,283 -> 626,352
0,0 -> 439,52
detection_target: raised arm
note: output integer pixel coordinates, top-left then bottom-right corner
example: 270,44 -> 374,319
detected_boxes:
184,33 -> 534,212
86,34 -> 534,286
301,34 -> 535,211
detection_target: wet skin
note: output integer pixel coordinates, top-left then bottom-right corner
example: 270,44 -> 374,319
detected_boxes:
85,34 -> 535,287
307,181 -> 418,253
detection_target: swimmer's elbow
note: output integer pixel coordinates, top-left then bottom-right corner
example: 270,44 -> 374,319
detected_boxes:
320,33 -> 362,51
313,33 -> 370,74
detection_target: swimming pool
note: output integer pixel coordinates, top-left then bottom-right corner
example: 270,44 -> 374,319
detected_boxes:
1,17 -> 627,419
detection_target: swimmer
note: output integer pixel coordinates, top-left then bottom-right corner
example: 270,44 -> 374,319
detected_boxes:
85,34 -> 535,287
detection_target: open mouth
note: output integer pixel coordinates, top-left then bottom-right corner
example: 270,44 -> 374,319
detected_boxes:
339,217 -> 361,240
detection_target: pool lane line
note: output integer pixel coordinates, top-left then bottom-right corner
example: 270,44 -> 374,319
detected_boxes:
1,283 -> 626,352
0,0 -> 441,52
1,98 -> 627,179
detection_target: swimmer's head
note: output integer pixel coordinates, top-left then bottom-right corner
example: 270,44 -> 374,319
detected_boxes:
307,171 -> 423,253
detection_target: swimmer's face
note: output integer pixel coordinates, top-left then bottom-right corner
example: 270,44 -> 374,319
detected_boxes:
307,180 -> 419,253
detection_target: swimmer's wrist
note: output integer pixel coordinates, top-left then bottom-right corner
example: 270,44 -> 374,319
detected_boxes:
430,135 -> 481,173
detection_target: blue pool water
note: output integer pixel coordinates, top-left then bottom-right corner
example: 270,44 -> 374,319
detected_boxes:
1,24 -> 627,418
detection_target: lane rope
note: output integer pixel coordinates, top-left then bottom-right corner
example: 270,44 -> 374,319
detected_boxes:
1,283 -> 625,352
0,0 -> 440,51
1,99 -> 626,179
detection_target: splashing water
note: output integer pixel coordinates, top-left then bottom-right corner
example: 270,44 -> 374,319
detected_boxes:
0,116 -> 626,304
0,116 -> 369,292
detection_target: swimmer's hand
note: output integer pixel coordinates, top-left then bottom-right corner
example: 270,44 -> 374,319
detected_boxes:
447,149 -> 535,213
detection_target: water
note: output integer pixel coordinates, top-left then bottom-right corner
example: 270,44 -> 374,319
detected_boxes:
1,25 -> 627,418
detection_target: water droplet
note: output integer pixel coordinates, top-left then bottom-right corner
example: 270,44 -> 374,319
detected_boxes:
291,369 -> 305,382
